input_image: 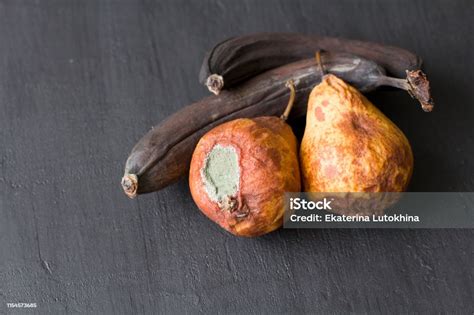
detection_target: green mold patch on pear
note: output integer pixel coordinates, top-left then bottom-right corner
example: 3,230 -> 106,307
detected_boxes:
200,144 -> 240,202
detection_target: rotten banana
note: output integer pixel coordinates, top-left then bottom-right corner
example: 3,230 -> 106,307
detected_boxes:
199,32 -> 422,95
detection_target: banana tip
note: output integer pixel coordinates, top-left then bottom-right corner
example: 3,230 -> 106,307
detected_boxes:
121,174 -> 138,198
206,74 -> 224,95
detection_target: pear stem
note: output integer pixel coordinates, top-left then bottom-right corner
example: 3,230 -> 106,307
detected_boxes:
378,70 -> 434,112
315,50 -> 325,77
280,80 -> 296,121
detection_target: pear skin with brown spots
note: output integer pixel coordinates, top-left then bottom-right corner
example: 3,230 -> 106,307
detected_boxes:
190,117 -> 301,237
300,74 -> 413,193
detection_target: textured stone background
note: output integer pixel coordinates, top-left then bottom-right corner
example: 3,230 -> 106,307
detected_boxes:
0,0 -> 472,313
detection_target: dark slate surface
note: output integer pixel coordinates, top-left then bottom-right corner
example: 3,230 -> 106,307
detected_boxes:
0,0 -> 473,314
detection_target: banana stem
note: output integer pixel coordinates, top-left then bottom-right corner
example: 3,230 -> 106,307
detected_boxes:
377,75 -> 410,90
378,70 -> 434,112
280,80 -> 296,121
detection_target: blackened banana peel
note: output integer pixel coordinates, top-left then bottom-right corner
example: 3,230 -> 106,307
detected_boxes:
199,32 -> 422,95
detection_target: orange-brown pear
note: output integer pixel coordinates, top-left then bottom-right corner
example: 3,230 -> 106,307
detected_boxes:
189,81 -> 301,237
300,74 -> 413,193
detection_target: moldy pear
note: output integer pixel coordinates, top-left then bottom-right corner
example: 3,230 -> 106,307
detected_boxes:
189,82 -> 301,237
300,74 -> 414,194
